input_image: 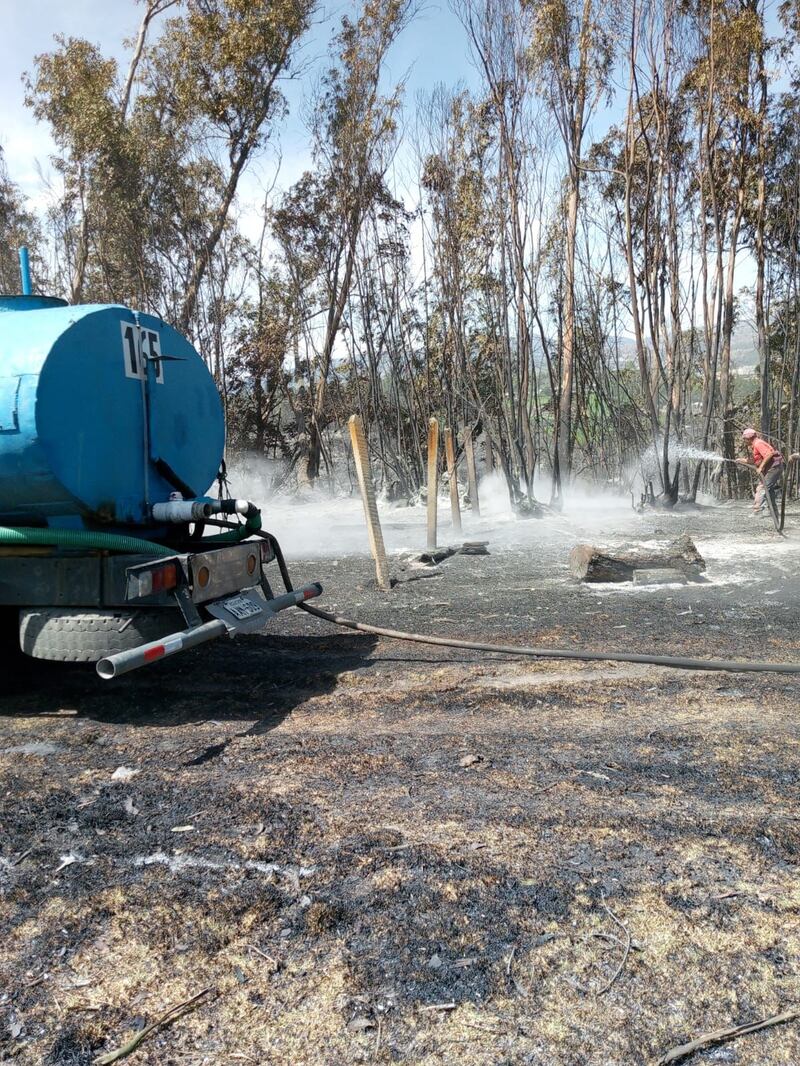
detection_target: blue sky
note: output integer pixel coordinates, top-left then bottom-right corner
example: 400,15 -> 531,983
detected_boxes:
2,0 -> 140,197
0,0 -> 479,219
0,0 -> 772,318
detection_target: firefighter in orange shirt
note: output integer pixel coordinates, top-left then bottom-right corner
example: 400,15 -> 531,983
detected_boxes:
737,427 -> 783,516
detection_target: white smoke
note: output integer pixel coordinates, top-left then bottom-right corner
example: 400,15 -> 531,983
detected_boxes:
225,454 -> 645,559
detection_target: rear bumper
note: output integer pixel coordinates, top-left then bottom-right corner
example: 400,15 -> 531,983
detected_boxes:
97,581 -> 323,678
0,534 -> 322,676
124,541 -> 275,606
0,540 -> 275,608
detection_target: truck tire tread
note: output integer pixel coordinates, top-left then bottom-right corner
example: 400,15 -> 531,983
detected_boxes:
19,608 -> 185,663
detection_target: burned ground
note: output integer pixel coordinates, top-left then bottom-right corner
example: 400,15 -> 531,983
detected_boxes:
1,502 -> 800,1065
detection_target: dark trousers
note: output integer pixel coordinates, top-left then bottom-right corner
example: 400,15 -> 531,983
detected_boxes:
757,463 -> 783,512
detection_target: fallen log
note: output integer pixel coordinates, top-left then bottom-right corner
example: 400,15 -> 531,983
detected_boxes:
416,541 -> 491,564
417,546 -> 458,565
570,533 -> 705,584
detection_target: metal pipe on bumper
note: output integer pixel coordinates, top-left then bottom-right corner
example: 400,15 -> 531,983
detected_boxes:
96,619 -> 228,679
96,582 -> 323,679
258,586 -> 322,612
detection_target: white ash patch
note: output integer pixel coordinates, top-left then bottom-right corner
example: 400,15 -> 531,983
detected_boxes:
133,851 -> 317,883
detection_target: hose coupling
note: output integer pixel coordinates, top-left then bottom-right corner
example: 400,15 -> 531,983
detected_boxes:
151,500 -> 213,523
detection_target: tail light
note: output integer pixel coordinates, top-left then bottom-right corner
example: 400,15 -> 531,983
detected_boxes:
126,560 -> 179,600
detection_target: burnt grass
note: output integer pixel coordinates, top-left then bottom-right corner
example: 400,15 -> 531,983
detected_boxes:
2,501 -> 800,1064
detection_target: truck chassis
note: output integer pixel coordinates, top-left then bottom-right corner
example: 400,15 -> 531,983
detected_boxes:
0,538 -> 321,678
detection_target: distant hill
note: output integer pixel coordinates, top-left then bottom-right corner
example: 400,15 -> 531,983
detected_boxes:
730,320 -> 758,367
608,322 -> 758,370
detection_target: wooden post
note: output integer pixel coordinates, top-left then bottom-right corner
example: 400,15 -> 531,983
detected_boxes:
463,425 -> 480,516
426,417 -> 439,551
444,427 -> 462,535
348,415 -> 391,591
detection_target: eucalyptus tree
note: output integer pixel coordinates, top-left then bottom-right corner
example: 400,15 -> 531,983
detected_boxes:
0,149 -> 43,293
526,0 -> 616,495
226,271 -> 296,460
418,88 -> 498,445
26,36 -> 130,304
347,197 -> 428,496
681,0 -> 769,490
454,0 -> 555,505
26,0 -> 315,332
763,78 -> 800,458
591,0 -> 695,496
274,0 -> 414,485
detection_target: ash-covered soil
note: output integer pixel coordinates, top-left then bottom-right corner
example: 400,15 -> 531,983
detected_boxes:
2,500 -> 800,1065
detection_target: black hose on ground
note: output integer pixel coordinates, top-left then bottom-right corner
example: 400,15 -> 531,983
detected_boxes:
778,459 -> 795,532
765,469 -> 784,533
297,602 -> 800,675
260,532 -> 800,677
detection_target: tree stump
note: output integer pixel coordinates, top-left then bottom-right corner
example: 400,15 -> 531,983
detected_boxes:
569,533 -> 705,583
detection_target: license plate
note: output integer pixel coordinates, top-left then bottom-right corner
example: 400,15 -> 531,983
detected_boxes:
220,594 -> 262,621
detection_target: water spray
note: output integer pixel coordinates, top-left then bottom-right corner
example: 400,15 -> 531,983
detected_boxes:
645,442 -> 798,535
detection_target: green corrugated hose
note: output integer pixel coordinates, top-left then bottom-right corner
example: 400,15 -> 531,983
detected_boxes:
0,526 -> 175,556
0,516 -> 261,556
198,510 -> 262,543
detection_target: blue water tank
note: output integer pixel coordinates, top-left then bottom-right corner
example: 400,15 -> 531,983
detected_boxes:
0,297 -> 225,527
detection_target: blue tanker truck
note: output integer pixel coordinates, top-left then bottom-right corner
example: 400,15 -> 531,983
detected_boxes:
0,249 -> 320,679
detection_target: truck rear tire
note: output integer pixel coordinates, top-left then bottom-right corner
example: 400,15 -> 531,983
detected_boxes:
19,607 -> 185,663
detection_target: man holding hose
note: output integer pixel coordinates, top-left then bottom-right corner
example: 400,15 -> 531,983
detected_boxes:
737,428 -> 783,516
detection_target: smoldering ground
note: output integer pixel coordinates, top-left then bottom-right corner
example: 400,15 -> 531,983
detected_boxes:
1,494 -> 800,1065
